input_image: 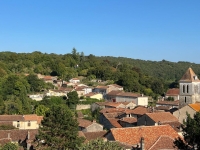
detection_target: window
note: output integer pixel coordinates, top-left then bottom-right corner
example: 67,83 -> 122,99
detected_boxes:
185,97 -> 186,103
183,85 -> 185,93
17,121 -> 20,127
187,85 -> 189,93
28,121 -> 31,126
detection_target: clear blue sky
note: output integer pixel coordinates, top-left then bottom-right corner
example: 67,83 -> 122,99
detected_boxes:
0,0 -> 200,63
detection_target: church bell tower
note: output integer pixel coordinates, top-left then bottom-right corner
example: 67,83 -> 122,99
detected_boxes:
179,68 -> 200,108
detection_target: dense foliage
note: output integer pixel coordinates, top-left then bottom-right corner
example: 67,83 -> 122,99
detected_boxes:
78,139 -> 123,150
36,105 -> 84,149
174,112 -> 200,149
0,49 -> 199,114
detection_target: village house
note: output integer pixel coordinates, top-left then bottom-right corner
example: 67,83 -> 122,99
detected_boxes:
28,94 -> 44,101
0,114 -> 43,130
173,103 -> 200,124
118,117 -> 137,127
165,88 -> 180,100
156,100 -> 179,110
84,92 -> 103,100
106,91 -> 148,106
0,129 -> 38,150
46,88 -> 73,97
137,112 -> 181,132
105,125 -> 179,150
77,118 -> 103,132
69,78 -> 80,83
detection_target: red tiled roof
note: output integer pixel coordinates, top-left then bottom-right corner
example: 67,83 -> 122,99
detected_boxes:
180,67 -> 200,82
130,106 -> 151,115
108,84 -> 123,88
77,118 -> 92,128
120,117 -> 137,124
104,102 -> 124,108
95,86 -> 108,89
149,136 -> 178,150
146,112 -> 178,123
110,125 -> 179,150
99,108 -> 125,113
83,131 -> 107,141
156,100 -> 179,106
0,129 -> 38,142
0,115 -> 24,121
107,118 -> 122,128
161,121 -> 181,132
107,90 -> 122,96
43,76 -> 52,80
166,88 -> 180,96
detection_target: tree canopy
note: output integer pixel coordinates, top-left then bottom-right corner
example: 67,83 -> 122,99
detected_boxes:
36,105 -> 84,149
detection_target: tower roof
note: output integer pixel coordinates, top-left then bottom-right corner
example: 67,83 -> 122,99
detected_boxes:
180,68 -> 200,82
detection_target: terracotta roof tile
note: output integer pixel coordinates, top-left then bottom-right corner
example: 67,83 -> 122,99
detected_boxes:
99,108 -> 125,113
120,117 -> 137,124
96,86 -> 108,89
107,90 -> 122,96
107,118 -> 122,128
188,103 -> 200,111
0,115 -> 24,121
149,136 -> 178,150
166,88 -> 180,96
77,118 -> 92,128
156,100 -> 179,106
110,125 -> 179,150
84,92 -> 98,97
83,131 -> 107,141
131,106 -> 151,115
146,112 -> 178,123
180,67 -> 200,82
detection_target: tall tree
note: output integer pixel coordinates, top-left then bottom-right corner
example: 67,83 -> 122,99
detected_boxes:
174,112 -> 200,149
66,91 -> 79,109
36,105 -> 83,149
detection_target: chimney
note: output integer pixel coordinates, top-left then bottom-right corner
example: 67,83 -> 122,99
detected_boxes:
140,137 -> 145,150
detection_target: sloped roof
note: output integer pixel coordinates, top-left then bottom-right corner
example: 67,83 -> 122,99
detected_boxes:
104,102 -> 124,108
108,84 -> 123,88
148,136 -> 178,150
99,108 -> 125,113
107,118 -> 122,128
83,131 -> 107,141
84,92 -> 99,97
180,67 -> 200,82
156,100 -> 179,106
188,103 -> 200,111
0,115 -> 24,121
107,90 -> 122,96
0,129 -> 38,142
146,112 -> 178,123
77,118 -> 92,128
95,86 -> 108,89
130,106 -> 151,115
110,125 -> 179,150
120,117 -> 137,124
166,88 -> 180,96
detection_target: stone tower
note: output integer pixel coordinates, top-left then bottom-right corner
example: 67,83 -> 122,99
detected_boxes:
179,68 -> 200,108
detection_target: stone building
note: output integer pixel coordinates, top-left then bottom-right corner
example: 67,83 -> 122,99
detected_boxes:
179,67 -> 200,108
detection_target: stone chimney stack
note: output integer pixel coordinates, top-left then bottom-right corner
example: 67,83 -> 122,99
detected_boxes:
140,137 -> 145,150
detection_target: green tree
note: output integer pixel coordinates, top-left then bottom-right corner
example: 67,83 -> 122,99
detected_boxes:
35,105 -> 49,116
66,91 -> 79,109
78,139 -> 122,150
1,142 -> 18,150
174,112 -> 200,149
26,74 -> 45,92
36,105 -> 83,149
